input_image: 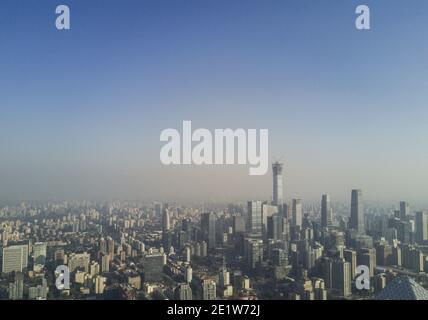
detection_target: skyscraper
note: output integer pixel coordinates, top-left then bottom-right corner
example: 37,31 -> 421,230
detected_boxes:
267,214 -> 287,241
402,245 -> 424,272
247,201 -> 262,237
101,254 -> 110,273
292,199 -> 302,228
400,201 -> 410,221
99,237 -> 107,254
244,238 -> 263,271
332,259 -> 352,297
162,206 -> 172,249
321,195 -> 333,228
155,203 -> 162,217
233,216 -> 246,234
68,252 -> 90,273
358,248 -> 376,277
201,213 -> 216,249
262,203 -> 279,238
272,162 -> 284,207
202,279 -> 217,300
186,266 -> 193,283
350,189 -> 364,234
33,242 -> 47,272
143,253 -> 164,282
344,249 -> 357,278
175,283 -> 193,300
325,258 -> 351,297
2,244 -> 28,273
28,277 -> 48,300
9,272 -> 24,300
107,236 -> 115,258
162,206 -> 170,232
94,275 -> 106,294
415,211 -> 428,245
219,268 -> 230,288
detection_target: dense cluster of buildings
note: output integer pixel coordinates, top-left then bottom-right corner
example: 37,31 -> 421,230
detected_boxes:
0,162 -> 427,300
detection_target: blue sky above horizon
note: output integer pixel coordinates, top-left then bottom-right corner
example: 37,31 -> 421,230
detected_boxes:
1,0 -> 428,205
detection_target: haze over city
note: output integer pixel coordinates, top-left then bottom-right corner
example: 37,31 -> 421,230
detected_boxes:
2,0 -> 428,308
1,0 -> 428,204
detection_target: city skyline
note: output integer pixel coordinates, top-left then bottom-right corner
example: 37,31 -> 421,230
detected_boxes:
0,150 -> 427,301
2,0 -> 428,309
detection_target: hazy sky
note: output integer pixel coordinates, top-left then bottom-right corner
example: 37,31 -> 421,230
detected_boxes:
1,0 -> 428,204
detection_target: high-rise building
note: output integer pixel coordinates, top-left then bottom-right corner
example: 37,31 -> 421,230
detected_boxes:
272,248 -> 288,267
272,162 -> 284,207
128,275 -> 142,290
175,283 -> 193,300
2,244 -> 28,273
247,201 -> 262,237
219,268 -> 230,288
9,272 -> 24,300
267,214 -> 288,242
99,237 -> 107,254
376,242 -> 393,266
90,261 -> 100,276
28,277 -> 48,300
54,248 -> 65,263
262,203 -> 279,238
185,246 -> 191,262
201,213 -> 216,249
292,199 -> 302,228
33,242 -> 47,272
202,279 -> 217,300
392,246 -> 402,267
373,273 -> 387,293
321,195 -> 333,228
155,203 -> 163,217
313,278 -> 327,300
389,217 -> 411,243
101,254 -> 110,273
244,238 -> 263,271
143,253 -> 164,282
233,216 -> 246,234
162,206 -> 170,232
350,189 -> 364,234
94,275 -> 106,294
357,248 -> 376,277
332,259 -> 352,297
107,237 -> 115,258
200,241 -> 208,257
402,245 -> 424,272
293,278 -> 315,300
344,249 -> 357,278
415,211 -> 428,245
400,201 -> 410,221
68,252 -> 90,273
186,266 -> 193,283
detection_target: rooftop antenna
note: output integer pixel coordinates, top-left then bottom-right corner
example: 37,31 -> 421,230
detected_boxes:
272,155 -> 285,167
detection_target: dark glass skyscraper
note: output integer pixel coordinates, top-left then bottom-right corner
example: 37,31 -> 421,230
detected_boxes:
247,201 -> 262,237
201,212 -> 216,249
321,194 -> 333,228
350,189 -> 364,234
400,201 -> 410,221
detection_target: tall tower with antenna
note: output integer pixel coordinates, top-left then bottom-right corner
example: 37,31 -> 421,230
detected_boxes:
272,161 -> 284,207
